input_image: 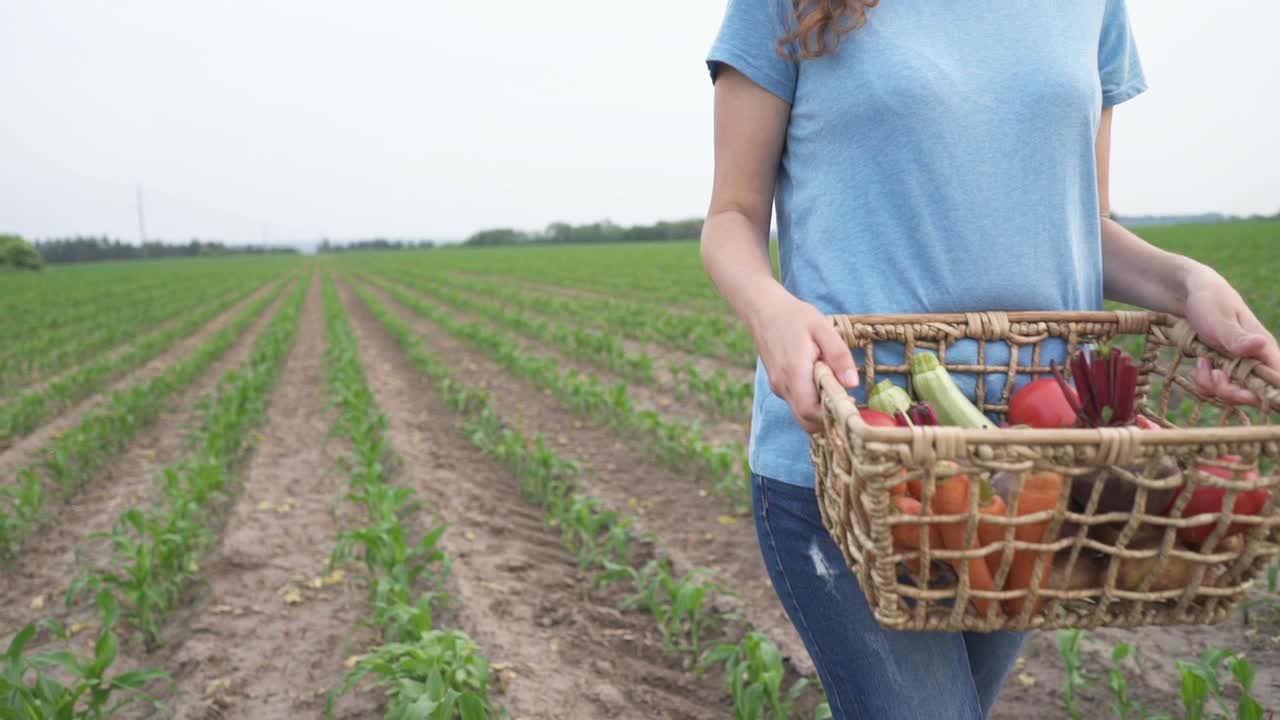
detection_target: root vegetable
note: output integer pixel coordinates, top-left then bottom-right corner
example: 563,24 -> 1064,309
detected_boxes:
1116,551 -> 1195,592
1001,471 -> 1066,615
1047,554 -> 1102,592
929,471 -> 1002,617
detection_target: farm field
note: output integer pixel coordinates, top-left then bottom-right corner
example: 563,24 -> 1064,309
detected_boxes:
2,222 -> 1279,719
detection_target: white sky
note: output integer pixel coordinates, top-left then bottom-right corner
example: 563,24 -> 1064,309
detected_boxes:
1,1 -> 1276,245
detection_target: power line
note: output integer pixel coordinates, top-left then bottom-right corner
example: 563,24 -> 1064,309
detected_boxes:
136,184 -> 146,243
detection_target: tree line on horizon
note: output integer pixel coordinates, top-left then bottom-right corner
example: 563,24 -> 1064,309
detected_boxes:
463,218 -> 706,247
15,235 -> 298,266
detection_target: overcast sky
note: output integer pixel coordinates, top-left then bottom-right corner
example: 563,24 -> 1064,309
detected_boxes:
2,1 -> 1276,245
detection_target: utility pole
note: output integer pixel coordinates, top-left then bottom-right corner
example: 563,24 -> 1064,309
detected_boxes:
136,184 -> 147,243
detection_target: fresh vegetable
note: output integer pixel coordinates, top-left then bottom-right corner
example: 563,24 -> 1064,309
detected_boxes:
928,469 -> 1001,617
1134,414 -> 1160,430
1053,345 -> 1140,427
1068,456 -> 1182,519
1008,377 -> 1080,429
859,407 -> 898,427
1047,553 -> 1102,592
1116,545 -> 1195,592
976,479 -> 1011,579
1165,455 -> 1269,547
1000,471 -> 1066,615
893,402 -> 940,428
891,495 -> 942,574
909,352 -> 996,429
869,380 -> 913,417
887,468 -> 909,497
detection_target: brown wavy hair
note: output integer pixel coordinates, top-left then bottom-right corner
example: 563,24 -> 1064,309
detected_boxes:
779,0 -> 879,60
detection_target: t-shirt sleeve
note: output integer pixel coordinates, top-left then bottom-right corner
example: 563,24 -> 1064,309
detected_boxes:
705,0 -> 798,105
1098,0 -> 1148,107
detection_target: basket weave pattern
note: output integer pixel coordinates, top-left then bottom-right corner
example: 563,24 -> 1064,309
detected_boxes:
811,310 -> 1280,632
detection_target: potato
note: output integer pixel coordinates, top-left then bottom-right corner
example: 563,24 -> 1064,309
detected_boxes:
1047,553 -> 1102,591
1116,550 -> 1195,592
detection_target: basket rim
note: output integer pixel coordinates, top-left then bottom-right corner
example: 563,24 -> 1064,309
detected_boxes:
815,309 -> 1280,446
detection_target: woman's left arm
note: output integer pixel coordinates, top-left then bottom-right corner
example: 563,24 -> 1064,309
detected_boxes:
1096,107 -> 1280,401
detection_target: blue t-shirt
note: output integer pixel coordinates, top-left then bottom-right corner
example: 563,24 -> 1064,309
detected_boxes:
706,1 -> 1148,487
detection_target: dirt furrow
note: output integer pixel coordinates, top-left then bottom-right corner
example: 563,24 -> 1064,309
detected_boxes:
1,286 -> 240,401
445,269 -> 732,321
376,275 -> 749,452
436,274 -> 756,385
0,286 -> 290,637
339,280 -> 734,720
353,279 -> 817,680
120,278 -> 379,720
0,280 -> 280,485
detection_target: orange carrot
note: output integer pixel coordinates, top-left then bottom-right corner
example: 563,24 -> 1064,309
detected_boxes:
976,478 -> 1010,581
930,471 -> 1002,617
1003,471 -> 1066,616
887,468 -> 909,498
892,496 -> 943,575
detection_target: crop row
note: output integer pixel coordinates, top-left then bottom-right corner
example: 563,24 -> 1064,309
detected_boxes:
0,274 -> 179,345
0,279 -> 272,450
353,281 -> 830,719
0,276 -> 307,717
358,258 -> 755,369
0,277 -> 253,398
0,280 -> 290,557
429,268 -> 756,367
360,243 -> 729,314
374,271 -> 755,423
321,276 -> 494,719
1055,627 -> 1265,719
0,257 -> 296,345
63,276 -> 307,648
357,273 -> 753,514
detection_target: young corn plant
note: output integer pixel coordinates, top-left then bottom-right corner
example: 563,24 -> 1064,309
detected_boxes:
602,558 -> 728,657
323,276 -> 499,719
328,630 -> 493,720
1057,629 -> 1093,720
66,279 -> 307,649
0,282 -> 283,558
1176,647 -> 1264,720
354,279 -> 831,713
1,591 -> 170,718
698,631 -> 817,720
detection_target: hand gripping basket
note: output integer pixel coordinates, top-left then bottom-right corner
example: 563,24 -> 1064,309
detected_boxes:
810,310 -> 1280,632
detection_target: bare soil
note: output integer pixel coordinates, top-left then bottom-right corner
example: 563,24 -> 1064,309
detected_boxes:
360,276 -> 1280,718
0,285 -> 287,637
1,285 -> 243,401
380,276 -> 750,457
445,270 -> 733,321
0,281 -> 280,486
125,277 -> 381,720
355,278 -> 817,678
438,274 -> 755,388
339,279 -> 737,719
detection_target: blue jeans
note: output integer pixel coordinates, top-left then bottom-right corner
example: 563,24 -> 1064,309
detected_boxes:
752,473 -> 1027,720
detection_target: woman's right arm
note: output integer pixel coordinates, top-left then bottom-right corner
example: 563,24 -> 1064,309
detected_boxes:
701,66 -> 859,434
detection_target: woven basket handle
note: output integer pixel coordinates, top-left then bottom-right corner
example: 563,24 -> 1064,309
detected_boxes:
813,359 -> 861,432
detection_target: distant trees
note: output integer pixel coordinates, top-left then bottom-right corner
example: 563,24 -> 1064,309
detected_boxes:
0,234 -> 44,270
317,238 -> 437,253
30,236 -> 298,265
462,218 -> 704,247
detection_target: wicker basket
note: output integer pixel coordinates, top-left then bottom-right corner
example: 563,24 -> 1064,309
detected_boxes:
811,310 -> 1280,632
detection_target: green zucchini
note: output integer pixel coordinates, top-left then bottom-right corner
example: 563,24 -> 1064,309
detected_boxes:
909,352 -> 996,429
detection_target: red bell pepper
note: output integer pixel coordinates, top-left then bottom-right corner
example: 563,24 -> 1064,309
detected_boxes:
1166,454 -> 1269,547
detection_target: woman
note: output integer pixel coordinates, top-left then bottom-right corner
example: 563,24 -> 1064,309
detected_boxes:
699,1 -> 1280,718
